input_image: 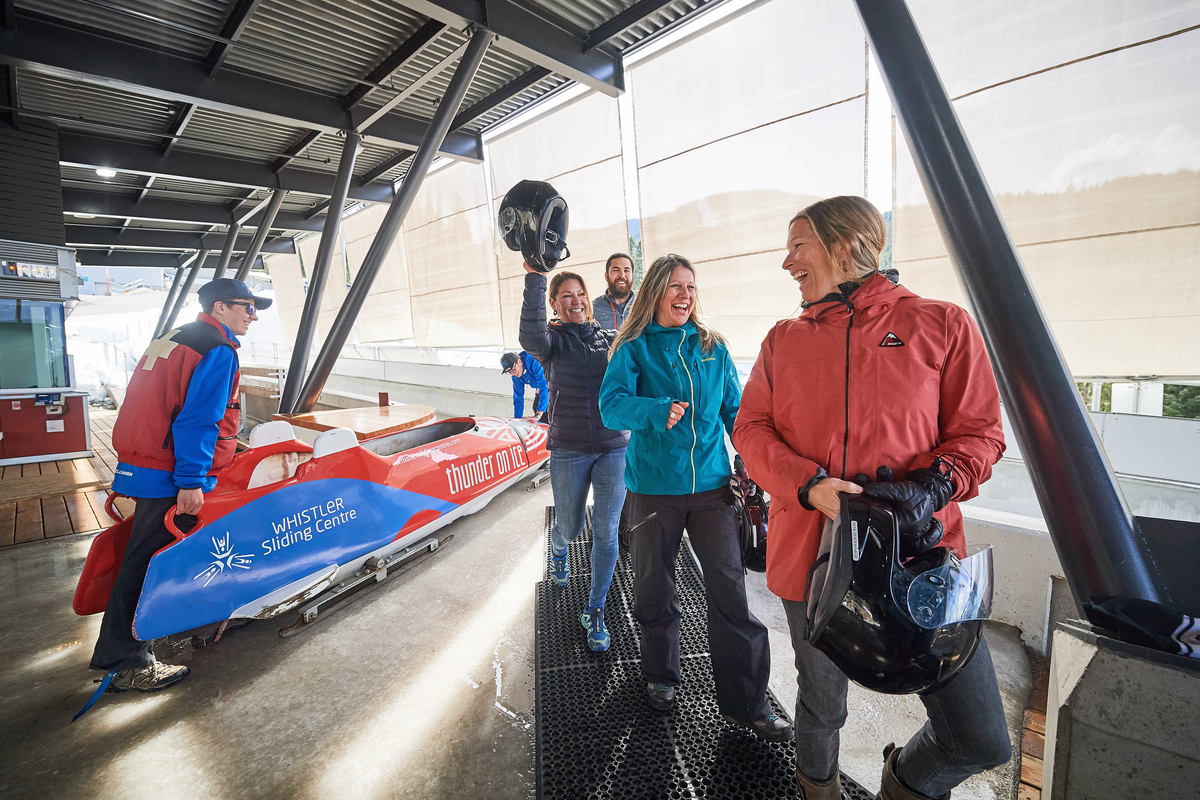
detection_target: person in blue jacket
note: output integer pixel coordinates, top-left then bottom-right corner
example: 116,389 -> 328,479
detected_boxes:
501,350 -> 548,422
599,254 -> 790,742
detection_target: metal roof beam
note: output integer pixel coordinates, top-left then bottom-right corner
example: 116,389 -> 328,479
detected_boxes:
161,103 -> 197,156
584,0 -> 676,52
0,12 -> 484,161
59,132 -> 397,204
358,149 -> 413,185
402,0 -> 624,96
344,19 -> 445,112
450,66 -> 551,130
66,224 -> 295,253
77,250 -> 266,270
62,188 -> 326,232
207,0 -> 264,77
272,130 -> 322,172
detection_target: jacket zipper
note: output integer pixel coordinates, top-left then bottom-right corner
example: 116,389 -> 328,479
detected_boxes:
841,300 -> 855,479
675,331 -> 698,493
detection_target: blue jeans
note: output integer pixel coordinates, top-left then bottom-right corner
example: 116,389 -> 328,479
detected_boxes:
781,599 -> 1011,795
549,447 -> 626,609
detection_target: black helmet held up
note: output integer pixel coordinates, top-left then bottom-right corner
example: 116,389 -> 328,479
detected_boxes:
805,494 -> 993,695
498,180 -> 570,272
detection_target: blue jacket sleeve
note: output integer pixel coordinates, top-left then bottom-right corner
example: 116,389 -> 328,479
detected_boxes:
172,346 -> 237,489
511,374 -> 525,419
599,341 -> 673,432
719,348 -> 742,439
524,354 -> 548,413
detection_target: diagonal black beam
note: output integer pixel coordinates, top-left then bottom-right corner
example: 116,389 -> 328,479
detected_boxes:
450,66 -> 551,130
359,149 -> 413,185
207,0 -> 264,77
0,12 -> 485,161
304,199 -> 331,220
584,0 -> 676,52
63,188 -> 327,232
161,102 -> 197,156
272,130 -> 322,173
401,0 -> 623,96
344,19 -> 445,112
59,131 -> 397,203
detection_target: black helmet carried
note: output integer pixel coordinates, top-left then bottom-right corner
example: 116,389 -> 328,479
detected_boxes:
498,180 -> 570,272
805,494 -> 993,695
731,455 -> 768,572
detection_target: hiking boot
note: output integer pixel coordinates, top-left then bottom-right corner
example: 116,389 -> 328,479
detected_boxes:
723,711 -> 793,743
550,546 -> 569,586
646,682 -> 676,712
109,660 -> 190,694
580,607 -> 610,652
797,767 -> 841,800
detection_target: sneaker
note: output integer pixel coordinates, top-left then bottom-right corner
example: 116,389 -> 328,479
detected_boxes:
550,546 -> 569,586
723,711 -> 793,743
646,682 -> 676,712
109,660 -> 190,694
580,607 -> 610,652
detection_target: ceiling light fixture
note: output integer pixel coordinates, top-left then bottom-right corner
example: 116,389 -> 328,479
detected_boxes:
96,167 -> 117,178
72,213 -> 96,219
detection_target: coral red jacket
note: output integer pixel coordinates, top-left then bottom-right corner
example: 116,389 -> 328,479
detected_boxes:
112,313 -> 241,477
732,272 -> 1005,602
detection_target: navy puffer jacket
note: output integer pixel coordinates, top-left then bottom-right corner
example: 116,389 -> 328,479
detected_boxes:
519,272 -> 630,454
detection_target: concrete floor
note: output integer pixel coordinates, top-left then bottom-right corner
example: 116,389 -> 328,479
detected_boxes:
0,479 -> 1029,800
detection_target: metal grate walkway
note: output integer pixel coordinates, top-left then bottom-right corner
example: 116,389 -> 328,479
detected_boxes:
535,506 -> 873,799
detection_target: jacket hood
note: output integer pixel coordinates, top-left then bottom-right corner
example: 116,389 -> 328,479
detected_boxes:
802,271 -> 916,322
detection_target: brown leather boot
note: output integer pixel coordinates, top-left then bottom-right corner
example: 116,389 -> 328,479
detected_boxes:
879,743 -> 949,800
796,767 -> 841,800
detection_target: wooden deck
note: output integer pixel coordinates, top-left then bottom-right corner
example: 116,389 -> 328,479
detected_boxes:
1019,647 -> 1051,799
0,407 -> 134,548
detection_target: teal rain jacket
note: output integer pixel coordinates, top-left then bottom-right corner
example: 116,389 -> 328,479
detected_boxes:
600,320 -> 741,495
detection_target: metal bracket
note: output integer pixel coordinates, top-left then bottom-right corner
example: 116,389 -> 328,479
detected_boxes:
278,535 -> 448,636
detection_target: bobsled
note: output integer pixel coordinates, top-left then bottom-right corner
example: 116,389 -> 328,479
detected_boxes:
74,416 -> 549,640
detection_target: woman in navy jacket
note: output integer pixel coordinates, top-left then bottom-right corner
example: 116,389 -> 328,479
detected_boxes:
599,254 -> 788,742
520,264 -> 629,653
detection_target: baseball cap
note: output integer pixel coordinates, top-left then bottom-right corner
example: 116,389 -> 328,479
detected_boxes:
501,352 -> 519,374
198,277 -> 273,310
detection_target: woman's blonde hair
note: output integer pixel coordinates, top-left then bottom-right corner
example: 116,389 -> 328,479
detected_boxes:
547,270 -> 593,322
610,254 -> 726,356
790,195 -> 887,282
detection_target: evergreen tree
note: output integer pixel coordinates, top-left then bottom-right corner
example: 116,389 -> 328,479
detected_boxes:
1163,384 -> 1200,419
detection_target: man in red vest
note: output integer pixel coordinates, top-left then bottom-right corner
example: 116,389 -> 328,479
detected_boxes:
89,277 -> 271,693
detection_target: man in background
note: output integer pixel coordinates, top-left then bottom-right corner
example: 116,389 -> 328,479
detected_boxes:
502,350 -> 548,422
592,253 -> 636,330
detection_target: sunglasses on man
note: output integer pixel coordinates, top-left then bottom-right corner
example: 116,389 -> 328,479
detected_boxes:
221,300 -> 257,314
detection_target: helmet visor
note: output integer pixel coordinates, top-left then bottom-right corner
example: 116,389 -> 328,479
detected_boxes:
906,544 -> 994,629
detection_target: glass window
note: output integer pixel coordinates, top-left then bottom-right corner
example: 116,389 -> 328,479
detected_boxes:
0,299 -> 69,389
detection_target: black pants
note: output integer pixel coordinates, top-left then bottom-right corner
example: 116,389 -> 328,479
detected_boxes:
90,496 -> 193,672
628,487 -> 772,720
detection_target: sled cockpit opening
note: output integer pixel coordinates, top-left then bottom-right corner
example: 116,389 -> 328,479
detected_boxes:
360,418 -> 477,457
245,420 -> 313,489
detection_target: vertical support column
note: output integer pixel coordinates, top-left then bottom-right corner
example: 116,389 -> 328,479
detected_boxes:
213,219 -> 241,280
234,189 -> 285,281
153,260 -> 189,338
161,250 -> 208,334
293,27 -> 494,414
853,0 -> 1166,612
278,131 -> 361,414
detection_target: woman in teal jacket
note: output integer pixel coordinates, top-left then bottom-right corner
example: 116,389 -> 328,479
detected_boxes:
599,254 -> 788,742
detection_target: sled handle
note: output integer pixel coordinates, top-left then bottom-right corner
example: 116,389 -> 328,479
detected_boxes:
163,505 -> 202,539
104,493 -> 130,523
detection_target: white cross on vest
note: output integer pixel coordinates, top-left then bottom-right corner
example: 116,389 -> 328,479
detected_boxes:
141,330 -> 181,371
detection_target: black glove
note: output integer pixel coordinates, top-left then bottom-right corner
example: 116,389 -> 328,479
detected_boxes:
860,461 -> 954,558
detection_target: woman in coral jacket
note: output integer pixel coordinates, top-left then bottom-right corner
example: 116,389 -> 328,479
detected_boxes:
732,197 -> 1011,800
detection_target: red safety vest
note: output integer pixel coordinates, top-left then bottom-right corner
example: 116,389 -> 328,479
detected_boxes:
112,313 -> 241,474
